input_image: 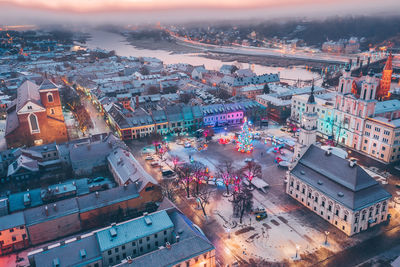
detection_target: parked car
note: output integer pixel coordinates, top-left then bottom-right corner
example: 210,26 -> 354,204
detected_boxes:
184,142 -> 191,148
244,158 -> 254,163
145,155 -> 153,160
150,161 -> 160,167
251,206 -> 266,215
255,211 -> 268,221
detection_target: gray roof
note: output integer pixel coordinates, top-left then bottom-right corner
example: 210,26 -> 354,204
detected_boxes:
77,183 -> 139,213
121,210 -> 215,267
16,80 -> 41,112
31,235 -> 101,267
5,109 -> 19,136
38,79 -> 58,91
96,210 -> 174,252
0,212 -> 25,230
24,198 -> 79,226
291,145 -> 391,211
375,99 -> 400,114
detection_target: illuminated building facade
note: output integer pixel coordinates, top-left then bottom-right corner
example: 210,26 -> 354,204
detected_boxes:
5,79 -> 68,148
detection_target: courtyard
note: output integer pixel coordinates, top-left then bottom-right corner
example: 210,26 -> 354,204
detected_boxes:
126,125 -> 400,266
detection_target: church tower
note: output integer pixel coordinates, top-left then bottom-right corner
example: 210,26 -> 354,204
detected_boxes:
293,83 -> 318,161
377,53 -> 393,100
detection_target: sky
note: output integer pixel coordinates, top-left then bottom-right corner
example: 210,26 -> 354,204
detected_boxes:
0,0 -> 399,25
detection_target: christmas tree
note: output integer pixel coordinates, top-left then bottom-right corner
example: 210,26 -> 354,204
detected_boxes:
236,117 -> 253,153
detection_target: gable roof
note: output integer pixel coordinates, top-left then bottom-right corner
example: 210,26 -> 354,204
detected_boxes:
39,79 -> 58,91
107,148 -> 157,187
291,145 -> 391,210
16,80 -> 42,112
7,155 -> 39,176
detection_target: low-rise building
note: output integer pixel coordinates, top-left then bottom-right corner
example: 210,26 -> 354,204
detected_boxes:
287,145 -> 391,236
28,208 -> 215,267
0,212 -> 29,255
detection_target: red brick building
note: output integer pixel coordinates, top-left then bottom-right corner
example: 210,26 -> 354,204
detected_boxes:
5,79 -> 68,148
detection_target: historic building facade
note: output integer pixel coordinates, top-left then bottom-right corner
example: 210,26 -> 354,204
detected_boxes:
287,88 -> 392,236
5,79 -> 68,148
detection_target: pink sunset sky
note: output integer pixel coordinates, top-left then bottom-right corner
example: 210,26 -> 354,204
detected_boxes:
0,0 -> 399,24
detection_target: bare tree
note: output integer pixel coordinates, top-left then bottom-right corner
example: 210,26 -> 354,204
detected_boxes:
231,186 -> 254,224
160,178 -> 177,202
217,160 -> 235,196
240,161 -> 262,189
177,163 -> 193,198
196,186 -> 212,218
191,161 -> 209,196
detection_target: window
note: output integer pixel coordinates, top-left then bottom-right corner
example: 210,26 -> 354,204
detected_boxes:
147,244 -> 150,249
139,239 -> 142,244
133,249 -> 136,254
122,245 -> 125,250
155,233 -> 158,238
9,228 -> 14,233
116,255 -> 120,261
335,210 -> 339,216
50,108 -> 55,115
155,241 -> 159,247
122,253 -> 126,258
107,250 -> 112,255
47,93 -> 54,103
146,236 -> 150,241
132,241 -> 136,246
164,230 -> 167,235
115,247 -> 119,253
322,201 -> 325,207
375,127 -> 381,132
109,258 -> 113,264
384,130 -> 390,135
344,215 -> 347,221
12,236 -> 16,241
328,205 -> 332,212
29,113 -> 39,133
140,247 -> 143,252
366,124 -> 371,129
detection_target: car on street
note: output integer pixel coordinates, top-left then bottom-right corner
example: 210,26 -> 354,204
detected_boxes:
150,161 -> 161,167
280,126 -> 288,132
244,158 -> 254,163
251,206 -> 266,215
145,155 -> 153,160
184,142 -> 191,148
255,211 -> 268,221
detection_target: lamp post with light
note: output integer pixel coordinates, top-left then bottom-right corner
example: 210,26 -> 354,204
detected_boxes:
324,231 -> 330,245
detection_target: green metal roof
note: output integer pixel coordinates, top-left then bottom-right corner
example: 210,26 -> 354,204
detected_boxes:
96,210 -> 174,252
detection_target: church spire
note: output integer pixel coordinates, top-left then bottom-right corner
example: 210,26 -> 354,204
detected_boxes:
307,80 -> 315,104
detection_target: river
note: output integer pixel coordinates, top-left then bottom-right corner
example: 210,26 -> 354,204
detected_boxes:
85,30 -> 321,84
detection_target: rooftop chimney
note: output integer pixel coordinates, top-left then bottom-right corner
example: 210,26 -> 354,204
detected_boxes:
95,191 -> 99,198
45,206 -> 49,216
53,203 -> 57,211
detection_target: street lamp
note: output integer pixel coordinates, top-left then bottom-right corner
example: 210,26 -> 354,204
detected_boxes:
324,231 -> 330,245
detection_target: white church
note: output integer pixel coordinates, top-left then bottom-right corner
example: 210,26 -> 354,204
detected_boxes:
286,84 -> 391,236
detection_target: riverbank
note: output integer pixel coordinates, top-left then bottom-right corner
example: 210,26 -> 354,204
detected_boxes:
126,35 -> 327,70
126,37 -> 202,54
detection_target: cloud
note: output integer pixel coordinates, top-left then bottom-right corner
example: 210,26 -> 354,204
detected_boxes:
0,0 -> 399,25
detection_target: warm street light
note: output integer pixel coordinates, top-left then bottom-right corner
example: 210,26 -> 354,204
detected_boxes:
324,231 -> 330,245
295,244 -> 300,259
